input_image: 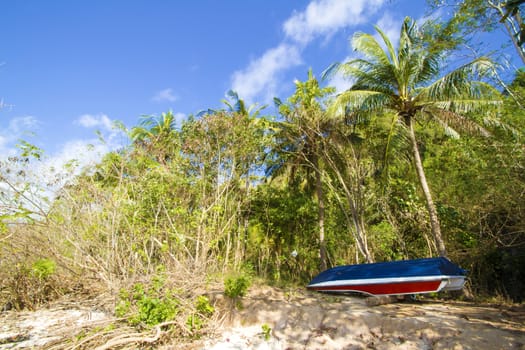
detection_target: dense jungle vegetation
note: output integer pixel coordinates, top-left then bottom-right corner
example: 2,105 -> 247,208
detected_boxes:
0,1 -> 524,338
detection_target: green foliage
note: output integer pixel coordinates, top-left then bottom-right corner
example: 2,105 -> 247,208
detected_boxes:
0,48 -> 523,331
186,296 -> 215,333
186,314 -> 205,333
428,0 -> 525,62
116,278 -> 180,327
17,140 -> 43,160
224,274 -> 251,299
31,258 -> 56,279
195,295 -> 214,316
261,323 -> 272,341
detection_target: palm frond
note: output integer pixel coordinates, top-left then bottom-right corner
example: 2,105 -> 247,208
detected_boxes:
352,32 -> 393,68
424,108 -> 491,137
382,113 -> 410,172
329,90 -> 391,118
429,97 -> 501,114
397,17 -> 416,69
431,115 -> 461,139
321,62 -> 342,81
412,49 -> 441,85
373,26 -> 399,69
418,57 -> 497,101
339,59 -> 398,94
483,115 -> 522,138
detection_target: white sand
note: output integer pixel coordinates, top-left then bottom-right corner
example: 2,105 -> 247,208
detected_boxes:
1,287 -> 524,349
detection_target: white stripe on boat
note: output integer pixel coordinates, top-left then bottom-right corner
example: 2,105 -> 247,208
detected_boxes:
308,275 -> 465,288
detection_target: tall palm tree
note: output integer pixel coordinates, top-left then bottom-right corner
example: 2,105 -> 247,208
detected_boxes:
325,17 -> 501,257
273,69 -> 335,270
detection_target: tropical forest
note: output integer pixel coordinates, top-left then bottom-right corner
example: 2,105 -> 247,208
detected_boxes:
0,0 -> 524,348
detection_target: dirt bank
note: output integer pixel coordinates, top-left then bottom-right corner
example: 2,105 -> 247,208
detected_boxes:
1,286 -> 524,349
205,286 -> 525,350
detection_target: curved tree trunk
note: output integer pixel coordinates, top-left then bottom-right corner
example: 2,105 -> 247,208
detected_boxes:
315,156 -> 328,271
406,117 -> 447,257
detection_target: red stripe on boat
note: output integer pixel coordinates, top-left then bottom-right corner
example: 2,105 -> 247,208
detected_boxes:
308,280 -> 442,295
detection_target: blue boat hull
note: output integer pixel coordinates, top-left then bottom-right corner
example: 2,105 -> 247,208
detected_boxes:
307,257 -> 467,296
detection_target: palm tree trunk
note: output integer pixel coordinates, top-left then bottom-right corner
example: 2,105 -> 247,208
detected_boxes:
406,117 -> 447,257
315,158 -> 328,271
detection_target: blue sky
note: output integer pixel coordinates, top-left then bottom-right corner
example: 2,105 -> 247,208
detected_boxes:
0,0 -> 514,174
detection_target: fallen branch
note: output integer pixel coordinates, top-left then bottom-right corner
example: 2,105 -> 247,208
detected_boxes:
94,328 -> 161,350
93,321 -> 183,350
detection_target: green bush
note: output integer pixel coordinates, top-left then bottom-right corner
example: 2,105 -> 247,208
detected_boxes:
116,279 -> 180,327
195,295 -> 214,316
224,274 -> 251,299
186,295 -> 215,333
31,258 -> 56,279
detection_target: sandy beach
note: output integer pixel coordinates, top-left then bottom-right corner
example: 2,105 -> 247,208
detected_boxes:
1,286 -> 524,349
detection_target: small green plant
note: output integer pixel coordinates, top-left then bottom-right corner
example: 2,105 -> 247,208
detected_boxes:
186,314 -> 204,332
224,274 -> 251,299
31,258 -> 56,279
115,299 -> 131,318
195,295 -> 214,316
115,278 -> 180,327
261,323 -> 272,341
132,296 -> 178,326
186,295 -> 214,334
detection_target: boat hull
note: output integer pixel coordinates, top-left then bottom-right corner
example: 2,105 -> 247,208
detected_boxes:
307,257 -> 466,296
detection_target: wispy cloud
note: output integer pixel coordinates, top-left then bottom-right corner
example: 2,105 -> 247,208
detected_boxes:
0,116 -> 39,157
284,0 -> 386,45
44,139 -> 111,175
231,44 -> 302,104
0,114 -> 121,211
76,113 -> 113,131
8,115 -> 39,135
37,116 -> 127,201
152,88 -> 178,103
230,0 -> 386,104
8,138 -> 115,211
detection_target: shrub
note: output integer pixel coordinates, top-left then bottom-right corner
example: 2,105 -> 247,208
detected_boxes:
116,278 -> 180,327
195,295 -> 214,316
224,274 -> 251,299
2,257 -> 61,310
31,258 -> 56,279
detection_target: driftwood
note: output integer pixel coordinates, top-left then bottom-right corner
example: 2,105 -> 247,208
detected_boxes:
93,320 -> 191,350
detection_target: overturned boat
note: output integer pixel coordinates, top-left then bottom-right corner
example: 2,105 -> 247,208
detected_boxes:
307,257 -> 467,296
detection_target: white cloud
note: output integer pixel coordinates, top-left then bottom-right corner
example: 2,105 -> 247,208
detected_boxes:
284,0 -> 385,45
0,116 -> 39,157
76,113 -> 113,131
231,43 -> 302,104
44,139 -> 110,175
229,0 -> 389,104
12,139 -> 113,212
0,114 -> 129,213
152,88 -> 178,103
8,115 -> 38,134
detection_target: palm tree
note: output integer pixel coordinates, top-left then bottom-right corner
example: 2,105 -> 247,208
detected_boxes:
130,111 -> 179,165
325,17 -> 501,257
273,69 -> 335,270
